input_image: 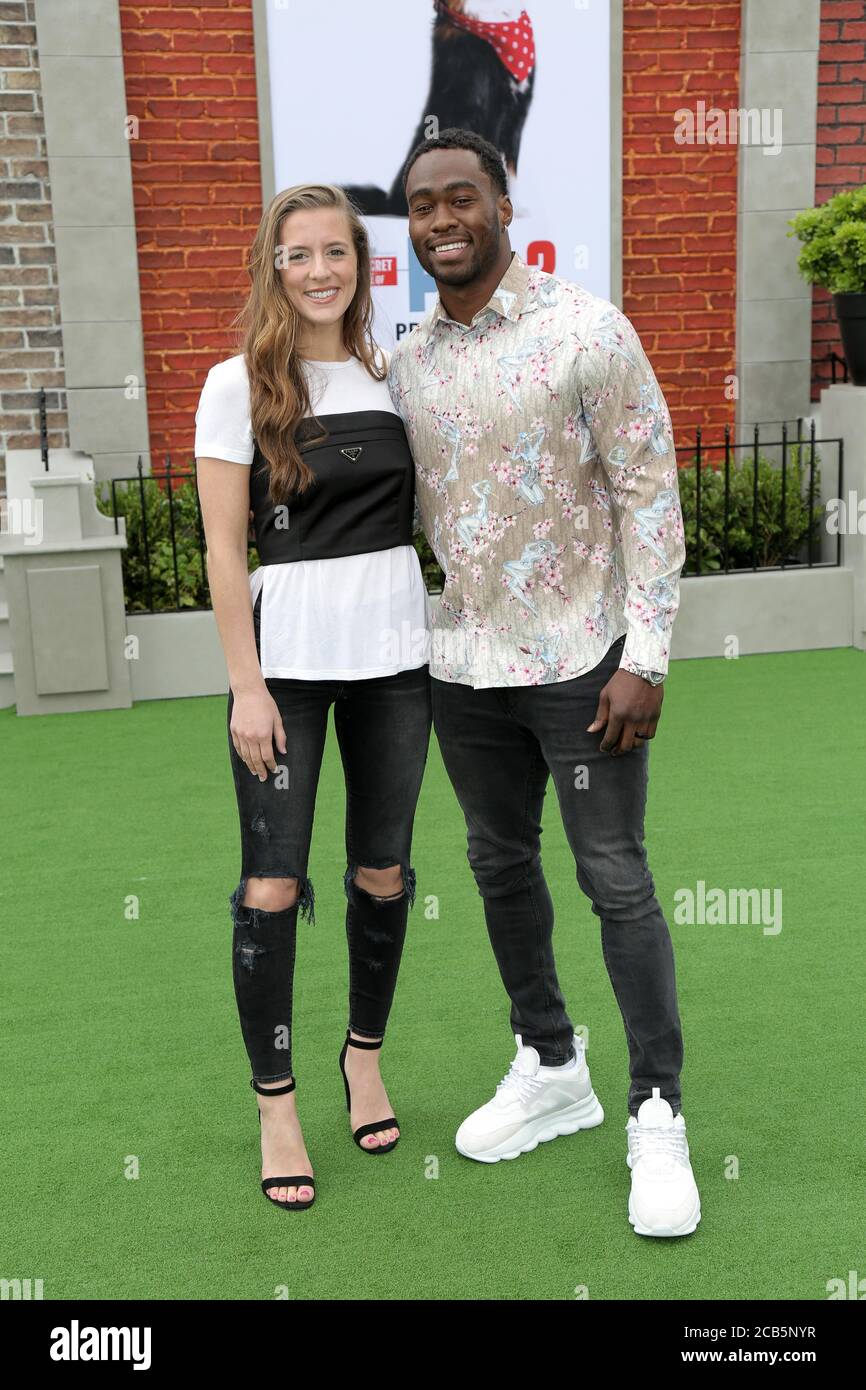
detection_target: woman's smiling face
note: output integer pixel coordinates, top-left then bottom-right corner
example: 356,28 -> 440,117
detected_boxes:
277,207 -> 358,334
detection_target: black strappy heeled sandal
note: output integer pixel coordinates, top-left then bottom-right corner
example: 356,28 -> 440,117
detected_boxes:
338,1029 -> 400,1154
251,1076 -> 316,1210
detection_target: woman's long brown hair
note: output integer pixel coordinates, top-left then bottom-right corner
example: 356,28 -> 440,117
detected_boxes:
231,184 -> 385,503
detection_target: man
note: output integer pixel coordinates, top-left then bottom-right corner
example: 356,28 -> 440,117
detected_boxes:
388,128 -> 699,1238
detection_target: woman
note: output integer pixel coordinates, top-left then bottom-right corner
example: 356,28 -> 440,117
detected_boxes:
195,185 -> 432,1212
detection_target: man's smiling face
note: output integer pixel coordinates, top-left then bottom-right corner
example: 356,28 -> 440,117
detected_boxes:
405,147 -> 511,288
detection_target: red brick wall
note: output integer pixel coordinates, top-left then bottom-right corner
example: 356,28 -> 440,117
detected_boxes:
118,0 -> 262,466
622,0 -> 740,441
0,0 -> 68,493
119,0 -> 742,460
813,0 -> 866,399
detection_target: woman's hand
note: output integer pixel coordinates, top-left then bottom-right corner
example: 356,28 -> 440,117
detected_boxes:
230,686 -> 288,781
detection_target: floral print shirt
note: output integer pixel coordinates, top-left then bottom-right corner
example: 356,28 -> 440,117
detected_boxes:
387,252 -> 686,688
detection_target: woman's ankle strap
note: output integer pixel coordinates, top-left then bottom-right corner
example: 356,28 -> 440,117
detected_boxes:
250,1076 -> 295,1095
345,1030 -> 383,1051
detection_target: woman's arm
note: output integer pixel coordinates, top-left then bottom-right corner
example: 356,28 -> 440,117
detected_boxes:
197,456 -> 286,780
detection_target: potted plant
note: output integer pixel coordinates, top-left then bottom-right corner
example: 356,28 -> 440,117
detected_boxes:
788,185 -> 866,385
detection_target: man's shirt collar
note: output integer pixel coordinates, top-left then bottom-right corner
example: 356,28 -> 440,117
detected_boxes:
429,251 -> 533,332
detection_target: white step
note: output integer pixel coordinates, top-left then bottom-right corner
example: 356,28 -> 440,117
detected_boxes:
0,526 -> 12,706
0,556 -> 13,704
0,649 -> 14,712
0,680 -> 14,712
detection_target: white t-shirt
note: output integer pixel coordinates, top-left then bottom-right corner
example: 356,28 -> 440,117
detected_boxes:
195,352 -> 430,680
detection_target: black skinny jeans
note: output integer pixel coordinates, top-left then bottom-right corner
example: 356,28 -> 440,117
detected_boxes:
430,634 -> 684,1118
227,592 -> 432,1082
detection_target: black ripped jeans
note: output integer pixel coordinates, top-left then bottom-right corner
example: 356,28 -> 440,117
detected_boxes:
227,595 -> 432,1082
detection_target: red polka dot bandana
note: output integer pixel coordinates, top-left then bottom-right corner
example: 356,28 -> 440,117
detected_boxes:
434,3 -> 536,82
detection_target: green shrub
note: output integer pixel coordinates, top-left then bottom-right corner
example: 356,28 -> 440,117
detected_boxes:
413,531 -> 445,593
97,449 -> 825,610
788,186 -> 866,294
677,444 -> 824,574
95,472 -> 239,612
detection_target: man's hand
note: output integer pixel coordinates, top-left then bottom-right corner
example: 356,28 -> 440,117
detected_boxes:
587,670 -> 664,755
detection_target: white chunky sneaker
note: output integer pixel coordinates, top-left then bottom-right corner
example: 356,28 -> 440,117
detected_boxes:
626,1088 -> 701,1237
455,1033 -> 604,1163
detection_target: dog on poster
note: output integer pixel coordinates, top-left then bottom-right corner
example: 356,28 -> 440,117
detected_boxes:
343,1 -> 536,216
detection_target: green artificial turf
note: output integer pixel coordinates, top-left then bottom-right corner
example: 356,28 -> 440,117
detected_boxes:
1,647 -> 864,1301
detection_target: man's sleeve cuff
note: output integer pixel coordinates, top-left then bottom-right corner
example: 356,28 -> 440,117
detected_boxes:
620,644 -> 670,679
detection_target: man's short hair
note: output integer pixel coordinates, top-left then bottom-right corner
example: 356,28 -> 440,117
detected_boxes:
402,127 -> 509,199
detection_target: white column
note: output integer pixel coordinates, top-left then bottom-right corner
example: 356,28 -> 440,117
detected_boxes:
820,384 -> 866,651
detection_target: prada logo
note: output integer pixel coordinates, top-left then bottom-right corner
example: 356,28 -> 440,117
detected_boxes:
340,446 -> 363,462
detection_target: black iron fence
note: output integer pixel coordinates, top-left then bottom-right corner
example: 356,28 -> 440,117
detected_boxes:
100,457 -> 230,613
91,420 -> 843,615
827,349 -> 849,385
675,417 -> 841,577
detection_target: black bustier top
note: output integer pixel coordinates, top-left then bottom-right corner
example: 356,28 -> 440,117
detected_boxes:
249,410 -> 415,563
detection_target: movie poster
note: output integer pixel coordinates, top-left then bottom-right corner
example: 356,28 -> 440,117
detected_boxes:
263,0 -> 612,348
